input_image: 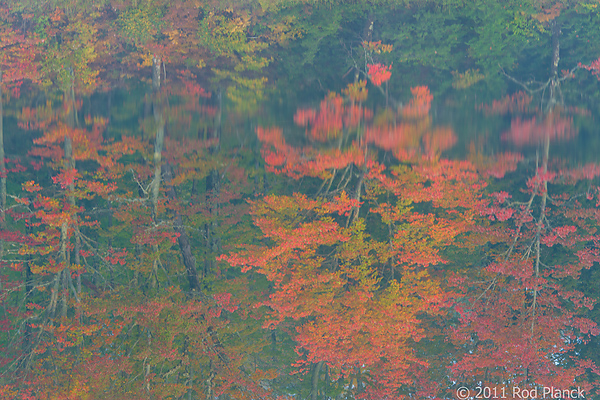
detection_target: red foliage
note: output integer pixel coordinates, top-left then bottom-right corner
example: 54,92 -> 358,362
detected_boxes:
579,56 -> 600,80
478,91 -> 532,115
294,94 -> 344,141
52,168 -> 79,189
294,93 -> 373,142
364,87 -> 456,161
422,127 -> 457,159
502,112 -> 577,146
176,70 -> 211,98
365,123 -> 420,152
448,138 -> 600,393
471,150 -> 523,179
402,86 -> 433,119
0,23 -> 40,97
257,124 -> 367,179
367,63 -> 392,86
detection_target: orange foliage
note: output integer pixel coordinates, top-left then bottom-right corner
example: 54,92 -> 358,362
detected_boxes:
402,86 -> 433,119
532,2 -> 562,24
294,93 -> 372,142
367,63 -> 392,87
256,126 -> 366,179
365,87 -> 456,161
256,126 -> 286,149
365,123 -> 421,153
294,93 -> 344,141
362,40 -> 393,54
422,127 -> 457,159
0,21 -> 40,97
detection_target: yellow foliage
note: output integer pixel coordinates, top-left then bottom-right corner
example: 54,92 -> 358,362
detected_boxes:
167,29 -> 180,45
342,80 -> 368,102
270,15 -> 304,45
138,51 -> 154,68
452,69 -> 485,89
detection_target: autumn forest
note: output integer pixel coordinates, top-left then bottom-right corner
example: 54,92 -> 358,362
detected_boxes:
1,0 -> 600,398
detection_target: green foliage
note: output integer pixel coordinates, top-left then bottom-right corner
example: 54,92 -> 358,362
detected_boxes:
508,10 -> 542,38
198,12 -> 267,59
40,19 -> 99,93
387,8 -> 465,69
117,1 -> 164,45
213,69 -> 269,115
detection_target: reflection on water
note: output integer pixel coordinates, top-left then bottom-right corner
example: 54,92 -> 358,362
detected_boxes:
1,1 -> 600,398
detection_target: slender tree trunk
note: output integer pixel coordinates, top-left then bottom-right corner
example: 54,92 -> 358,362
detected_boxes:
149,71 -> 164,288
22,227 -> 33,355
551,21 -> 560,78
355,365 -> 363,394
163,163 -> 202,293
75,233 -> 81,296
531,20 -> 561,336
0,69 -> 5,260
60,136 -> 73,318
206,366 -> 215,399
0,71 -> 4,327
346,168 -> 365,228
151,118 -> 164,223
47,272 -> 61,322
531,135 -> 550,337
152,56 -> 161,92
311,361 -> 324,400
204,90 -> 222,278
548,21 -> 561,110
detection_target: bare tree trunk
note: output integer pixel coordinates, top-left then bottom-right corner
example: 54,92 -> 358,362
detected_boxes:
531,135 -> 550,337
532,24 -> 559,339
206,365 -> 215,399
346,168 -> 365,228
152,56 -> 161,92
311,361 -> 324,400
548,21 -> 562,110
0,68 -> 5,260
163,163 -> 202,293
23,262 -> 33,352
75,233 -> 81,296
149,72 -> 165,288
204,90 -> 222,278
551,21 -> 560,78
47,272 -> 61,323
59,136 -> 74,318
0,71 -> 4,331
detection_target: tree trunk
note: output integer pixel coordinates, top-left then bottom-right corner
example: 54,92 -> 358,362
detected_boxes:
548,21 -> 561,110
60,136 -> 74,318
149,84 -> 165,288
204,90 -> 222,278
311,361 -> 324,400
0,68 -> 5,260
163,163 -> 202,293
22,239 -> 33,354
152,56 -> 161,92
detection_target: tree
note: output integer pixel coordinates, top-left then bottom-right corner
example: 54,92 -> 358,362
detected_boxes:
448,18 -> 600,398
